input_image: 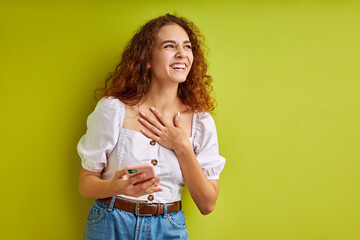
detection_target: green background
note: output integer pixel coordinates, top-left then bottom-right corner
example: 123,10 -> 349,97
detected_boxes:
1,0 -> 359,239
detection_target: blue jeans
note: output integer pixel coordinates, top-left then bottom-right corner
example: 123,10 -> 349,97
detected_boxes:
84,197 -> 188,240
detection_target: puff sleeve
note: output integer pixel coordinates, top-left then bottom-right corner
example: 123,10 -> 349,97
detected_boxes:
77,97 -> 123,172
193,112 -> 226,180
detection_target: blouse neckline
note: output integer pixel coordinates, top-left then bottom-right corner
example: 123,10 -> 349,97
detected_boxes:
118,100 -> 196,140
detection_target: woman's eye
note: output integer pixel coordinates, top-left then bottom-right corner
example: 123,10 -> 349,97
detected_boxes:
185,45 -> 192,49
164,45 -> 174,48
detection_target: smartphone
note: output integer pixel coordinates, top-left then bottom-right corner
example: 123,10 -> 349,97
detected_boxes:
124,163 -> 156,184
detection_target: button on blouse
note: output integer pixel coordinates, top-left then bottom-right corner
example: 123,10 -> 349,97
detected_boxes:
148,195 -> 154,201
77,97 -> 226,203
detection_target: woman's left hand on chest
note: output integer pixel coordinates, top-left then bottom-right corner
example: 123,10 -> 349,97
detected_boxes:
139,107 -> 190,151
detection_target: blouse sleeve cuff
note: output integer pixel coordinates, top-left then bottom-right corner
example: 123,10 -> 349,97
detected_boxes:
80,158 -> 106,173
199,155 -> 226,180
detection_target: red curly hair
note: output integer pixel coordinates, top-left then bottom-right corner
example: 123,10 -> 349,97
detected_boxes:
95,14 -> 215,113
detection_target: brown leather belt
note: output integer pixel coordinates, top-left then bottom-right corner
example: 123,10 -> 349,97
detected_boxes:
99,197 -> 181,216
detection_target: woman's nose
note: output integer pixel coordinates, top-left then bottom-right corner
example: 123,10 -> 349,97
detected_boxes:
175,48 -> 186,58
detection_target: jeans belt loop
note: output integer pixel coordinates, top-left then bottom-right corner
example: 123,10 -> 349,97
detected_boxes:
108,196 -> 117,212
162,203 -> 168,218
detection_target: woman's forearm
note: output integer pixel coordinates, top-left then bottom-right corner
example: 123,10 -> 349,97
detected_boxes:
175,144 -> 219,215
78,168 -> 118,199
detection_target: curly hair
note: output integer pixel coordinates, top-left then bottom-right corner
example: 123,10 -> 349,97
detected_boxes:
95,13 -> 215,113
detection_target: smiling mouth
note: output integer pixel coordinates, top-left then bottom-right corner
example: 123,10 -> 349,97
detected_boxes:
170,63 -> 186,70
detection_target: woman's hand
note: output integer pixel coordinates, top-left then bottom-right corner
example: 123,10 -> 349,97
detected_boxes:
110,168 -> 163,198
138,107 -> 191,151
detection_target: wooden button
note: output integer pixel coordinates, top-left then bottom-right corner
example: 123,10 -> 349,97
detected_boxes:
149,140 -> 156,146
151,159 -> 158,166
148,195 -> 154,201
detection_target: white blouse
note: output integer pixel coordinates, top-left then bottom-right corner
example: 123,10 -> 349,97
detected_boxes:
77,97 -> 225,203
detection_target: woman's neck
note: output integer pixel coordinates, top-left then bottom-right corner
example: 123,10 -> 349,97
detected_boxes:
141,81 -> 184,114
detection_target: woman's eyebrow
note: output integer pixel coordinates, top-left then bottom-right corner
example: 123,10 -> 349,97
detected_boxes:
160,40 -> 191,45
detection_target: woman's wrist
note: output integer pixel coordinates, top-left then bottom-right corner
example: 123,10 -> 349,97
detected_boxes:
174,139 -> 193,157
108,178 -> 122,196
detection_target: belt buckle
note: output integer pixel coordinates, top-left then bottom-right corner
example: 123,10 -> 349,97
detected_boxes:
135,202 -> 152,216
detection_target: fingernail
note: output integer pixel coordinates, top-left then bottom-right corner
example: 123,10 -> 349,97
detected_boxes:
150,107 -> 156,111
140,112 -> 146,117
177,112 -> 180,118
141,174 -> 145,177
139,118 -> 144,122
141,129 -> 145,133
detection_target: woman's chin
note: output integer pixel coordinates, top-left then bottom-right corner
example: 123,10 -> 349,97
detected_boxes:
151,74 -> 188,85
171,74 -> 189,83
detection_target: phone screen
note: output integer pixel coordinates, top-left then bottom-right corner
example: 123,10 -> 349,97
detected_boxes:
127,169 -> 138,174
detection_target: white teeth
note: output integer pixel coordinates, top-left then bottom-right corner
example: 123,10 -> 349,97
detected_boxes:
171,64 -> 186,69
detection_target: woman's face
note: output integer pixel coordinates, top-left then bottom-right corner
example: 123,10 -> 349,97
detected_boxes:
149,24 -> 194,85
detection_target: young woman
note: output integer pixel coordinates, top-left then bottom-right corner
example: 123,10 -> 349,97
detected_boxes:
77,14 -> 225,240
